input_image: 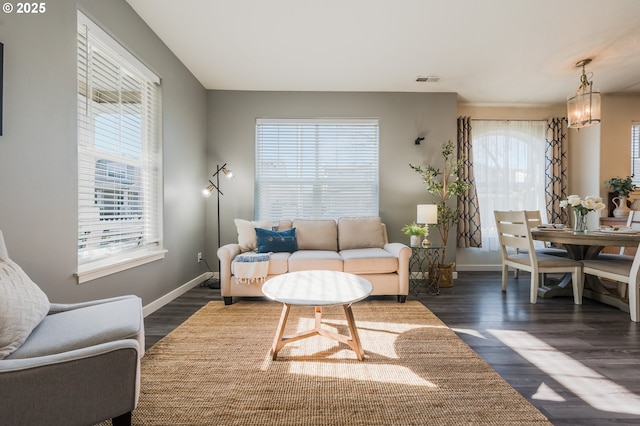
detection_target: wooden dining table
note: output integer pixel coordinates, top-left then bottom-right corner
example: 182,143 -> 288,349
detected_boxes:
531,227 -> 640,312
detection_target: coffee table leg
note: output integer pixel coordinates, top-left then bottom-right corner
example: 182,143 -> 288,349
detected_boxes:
343,304 -> 364,361
271,303 -> 291,360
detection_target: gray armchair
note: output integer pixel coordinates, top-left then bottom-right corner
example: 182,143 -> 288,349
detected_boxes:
0,230 -> 144,426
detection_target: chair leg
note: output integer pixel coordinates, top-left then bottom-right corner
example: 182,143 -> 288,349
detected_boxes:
530,270 -> 539,304
630,281 -> 639,322
514,268 -> 519,279
501,264 -> 509,292
112,412 -> 132,426
571,269 -> 583,305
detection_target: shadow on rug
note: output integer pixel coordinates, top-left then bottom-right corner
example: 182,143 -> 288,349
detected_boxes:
98,300 -> 551,425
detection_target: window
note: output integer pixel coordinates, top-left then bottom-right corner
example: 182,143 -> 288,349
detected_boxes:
77,11 -> 163,282
631,122 -> 640,186
255,118 -> 379,221
472,120 -> 547,251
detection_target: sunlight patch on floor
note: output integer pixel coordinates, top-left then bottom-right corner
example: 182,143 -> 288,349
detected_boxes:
288,361 -> 438,387
489,329 -> 640,415
451,327 -> 487,339
259,317 -> 439,388
532,382 -> 566,402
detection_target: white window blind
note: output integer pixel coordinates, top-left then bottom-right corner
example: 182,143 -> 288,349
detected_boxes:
77,11 -> 162,273
631,122 -> 640,186
255,118 -> 379,221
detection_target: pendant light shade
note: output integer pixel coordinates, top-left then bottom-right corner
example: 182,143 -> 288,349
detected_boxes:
567,58 -> 601,129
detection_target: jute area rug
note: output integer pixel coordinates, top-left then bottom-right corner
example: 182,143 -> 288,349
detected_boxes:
100,300 -> 551,425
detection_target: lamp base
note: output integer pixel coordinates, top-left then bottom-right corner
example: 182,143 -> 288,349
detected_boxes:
421,238 -> 431,248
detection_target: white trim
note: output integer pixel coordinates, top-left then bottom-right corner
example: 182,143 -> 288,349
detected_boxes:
77,10 -> 160,84
456,264 -> 501,272
256,117 -> 378,125
76,249 -> 168,284
142,272 -> 214,317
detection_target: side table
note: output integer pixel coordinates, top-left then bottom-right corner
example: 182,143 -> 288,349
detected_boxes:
409,245 -> 444,295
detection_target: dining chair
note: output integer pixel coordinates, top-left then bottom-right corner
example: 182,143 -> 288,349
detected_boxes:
596,210 -> 640,261
514,210 -> 567,279
494,210 -> 583,304
582,241 -> 640,322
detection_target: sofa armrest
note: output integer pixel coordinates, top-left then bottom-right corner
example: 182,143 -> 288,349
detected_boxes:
218,243 -> 242,296
384,243 -> 412,295
0,340 -> 140,425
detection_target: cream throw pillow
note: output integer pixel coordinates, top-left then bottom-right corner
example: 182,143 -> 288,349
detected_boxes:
234,219 -> 272,252
0,256 -> 50,359
338,217 -> 385,250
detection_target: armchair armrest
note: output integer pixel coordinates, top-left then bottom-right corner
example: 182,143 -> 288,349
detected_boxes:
218,243 -> 241,296
0,340 -> 140,426
49,294 -> 140,314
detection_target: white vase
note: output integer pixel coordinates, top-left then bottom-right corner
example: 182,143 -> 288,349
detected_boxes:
410,235 -> 421,247
613,196 -> 631,218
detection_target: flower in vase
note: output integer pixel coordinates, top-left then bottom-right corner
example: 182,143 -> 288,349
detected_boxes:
560,195 -> 606,215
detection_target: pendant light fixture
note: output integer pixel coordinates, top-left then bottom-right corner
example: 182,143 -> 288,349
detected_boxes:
567,58 -> 601,129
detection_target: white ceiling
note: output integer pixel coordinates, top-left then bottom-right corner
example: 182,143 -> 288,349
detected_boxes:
125,0 -> 640,106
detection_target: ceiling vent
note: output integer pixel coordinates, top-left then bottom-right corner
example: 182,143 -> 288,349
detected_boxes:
416,76 -> 440,83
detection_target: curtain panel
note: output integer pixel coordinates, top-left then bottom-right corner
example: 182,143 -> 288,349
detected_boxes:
545,117 -> 569,225
457,116 -> 482,248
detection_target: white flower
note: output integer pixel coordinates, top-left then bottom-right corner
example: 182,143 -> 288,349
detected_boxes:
560,194 -> 605,213
567,195 -> 582,207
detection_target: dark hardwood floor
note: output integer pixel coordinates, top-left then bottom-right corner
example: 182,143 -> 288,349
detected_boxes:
144,272 -> 640,425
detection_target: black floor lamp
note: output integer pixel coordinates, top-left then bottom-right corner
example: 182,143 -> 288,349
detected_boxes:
202,163 -> 234,288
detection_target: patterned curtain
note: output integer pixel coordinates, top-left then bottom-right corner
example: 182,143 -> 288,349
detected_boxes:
457,116 -> 482,248
545,117 -> 569,225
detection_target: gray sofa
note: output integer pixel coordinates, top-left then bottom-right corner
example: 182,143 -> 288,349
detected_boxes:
0,230 -> 144,426
218,217 -> 412,305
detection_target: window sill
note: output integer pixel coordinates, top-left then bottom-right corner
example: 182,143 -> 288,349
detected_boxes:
76,248 -> 167,284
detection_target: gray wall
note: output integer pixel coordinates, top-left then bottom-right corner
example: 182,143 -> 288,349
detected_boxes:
0,0 -> 209,304
205,91 -> 458,266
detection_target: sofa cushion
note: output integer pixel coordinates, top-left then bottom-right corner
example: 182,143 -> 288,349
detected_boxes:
0,256 -> 50,359
7,296 -> 143,359
293,219 -> 338,251
234,219 -> 272,252
340,248 -> 398,274
288,250 -> 343,272
268,252 -> 290,275
256,228 -> 298,253
338,216 -> 385,250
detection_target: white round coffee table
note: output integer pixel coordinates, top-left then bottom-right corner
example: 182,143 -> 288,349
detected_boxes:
262,270 -> 373,361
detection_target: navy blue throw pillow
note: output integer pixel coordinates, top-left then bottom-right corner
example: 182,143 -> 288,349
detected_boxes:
255,227 -> 298,253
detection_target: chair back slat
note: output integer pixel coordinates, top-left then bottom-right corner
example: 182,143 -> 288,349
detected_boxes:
494,211 -> 536,255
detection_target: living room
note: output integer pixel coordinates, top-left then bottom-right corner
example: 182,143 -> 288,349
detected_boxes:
1,1 -> 640,424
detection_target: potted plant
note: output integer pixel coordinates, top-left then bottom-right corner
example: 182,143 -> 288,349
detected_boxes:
605,175 -> 636,218
401,221 -> 428,247
409,140 -> 470,286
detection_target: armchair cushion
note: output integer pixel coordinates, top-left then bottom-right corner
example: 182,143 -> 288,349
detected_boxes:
7,296 -> 143,360
0,257 -> 50,359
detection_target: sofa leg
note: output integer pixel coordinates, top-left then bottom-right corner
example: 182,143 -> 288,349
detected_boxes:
397,295 -> 406,303
112,411 -> 132,426
223,296 -> 233,305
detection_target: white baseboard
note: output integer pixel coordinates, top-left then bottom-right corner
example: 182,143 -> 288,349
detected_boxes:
456,264 -> 502,272
142,272 -> 214,317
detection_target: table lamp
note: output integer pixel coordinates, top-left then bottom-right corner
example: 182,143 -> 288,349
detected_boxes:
417,204 -> 438,247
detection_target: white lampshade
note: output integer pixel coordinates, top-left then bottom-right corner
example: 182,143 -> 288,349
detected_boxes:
417,204 -> 438,224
